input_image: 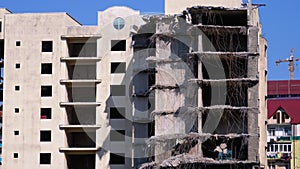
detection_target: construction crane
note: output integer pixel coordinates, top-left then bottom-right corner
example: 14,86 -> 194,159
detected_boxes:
275,48 -> 300,80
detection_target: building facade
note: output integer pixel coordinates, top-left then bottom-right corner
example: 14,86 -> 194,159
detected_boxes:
267,80 -> 300,169
0,0 -> 267,169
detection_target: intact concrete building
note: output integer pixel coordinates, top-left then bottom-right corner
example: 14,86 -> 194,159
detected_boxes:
0,0 -> 267,169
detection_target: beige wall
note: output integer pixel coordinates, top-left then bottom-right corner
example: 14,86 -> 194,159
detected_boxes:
97,6 -> 144,169
256,6 -> 268,168
3,13 -> 80,169
165,0 -> 243,14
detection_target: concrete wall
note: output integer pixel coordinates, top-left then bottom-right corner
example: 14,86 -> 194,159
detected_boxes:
97,6 -> 144,169
255,6 -> 268,168
3,13 -> 80,169
165,0 -> 243,14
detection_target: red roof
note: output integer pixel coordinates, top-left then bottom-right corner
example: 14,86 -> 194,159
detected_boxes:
267,98 -> 300,124
268,80 -> 300,95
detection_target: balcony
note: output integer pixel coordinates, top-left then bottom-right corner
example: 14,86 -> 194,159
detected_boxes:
267,152 -> 291,161
60,102 -> 101,107
59,124 -> 101,132
60,79 -> 102,84
59,147 -> 100,153
61,57 -> 101,63
60,132 -> 98,153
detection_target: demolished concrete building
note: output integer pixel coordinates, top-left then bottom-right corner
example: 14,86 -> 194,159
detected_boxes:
0,0 -> 267,169
136,0 -> 268,168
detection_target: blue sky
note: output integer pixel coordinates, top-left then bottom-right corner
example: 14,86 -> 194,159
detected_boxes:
0,0 -> 299,80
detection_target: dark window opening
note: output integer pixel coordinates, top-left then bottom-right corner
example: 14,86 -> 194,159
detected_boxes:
111,40 -> 126,51
67,42 -> 97,57
110,107 -> 125,119
110,85 -> 126,96
273,113 -> 277,119
0,40 -> 4,59
16,63 -> 20,69
110,153 -> 125,164
41,63 -> 52,74
148,73 -> 156,87
67,64 -> 96,80
41,108 -> 51,119
110,130 -> 125,142
148,122 -> 155,137
16,41 -> 21,46
202,57 -> 248,79
14,130 -> 19,135
13,153 -> 18,158
40,130 -> 51,142
202,110 -> 248,134
132,33 -> 155,48
15,108 -> 19,113
202,137 -> 248,160
66,107 -> 96,125
15,86 -> 20,91
111,62 -> 126,73
191,10 -> 247,26
0,21 -> 2,32
41,86 -> 52,97
66,155 -> 95,169
42,41 -> 53,52
40,153 -> 51,164
202,83 -> 248,107
203,32 -> 247,52
66,132 -> 96,147
66,86 -> 96,102
283,112 -> 290,119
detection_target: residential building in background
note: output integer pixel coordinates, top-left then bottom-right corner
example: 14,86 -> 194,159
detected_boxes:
0,0 -> 267,168
267,80 -> 300,169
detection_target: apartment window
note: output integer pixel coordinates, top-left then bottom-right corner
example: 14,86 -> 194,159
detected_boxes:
113,17 -> 125,30
13,153 -> 18,158
110,107 -> 125,119
272,113 -> 277,119
270,145 -> 274,152
288,145 -> 291,151
111,62 -> 126,73
110,85 -> 126,96
0,21 -> 2,32
15,85 -> 20,91
40,153 -> 51,164
280,145 -> 283,151
42,41 -> 53,52
16,41 -> 21,46
111,40 -> 126,51
110,153 -> 125,164
41,108 -> 51,119
110,130 -> 125,141
15,108 -> 19,113
41,63 -> 52,74
41,86 -> 52,97
14,130 -> 19,136
40,130 -> 51,142
15,63 -> 20,69
283,112 -> 290,119
269,128 -> 275,136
